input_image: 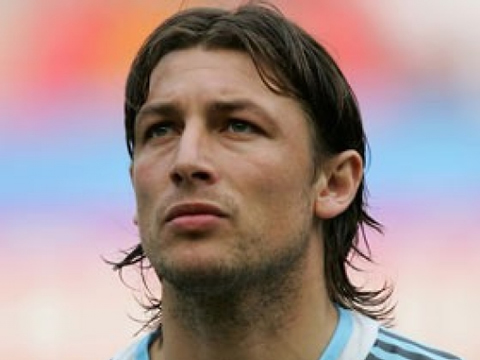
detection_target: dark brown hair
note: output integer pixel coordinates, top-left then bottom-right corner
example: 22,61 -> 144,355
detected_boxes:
115,1 -> 393,329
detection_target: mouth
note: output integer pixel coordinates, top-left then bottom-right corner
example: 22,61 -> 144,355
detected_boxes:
164,202 -> 228,223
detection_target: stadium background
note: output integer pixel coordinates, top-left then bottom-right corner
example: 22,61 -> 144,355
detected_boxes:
0,0 -> 478,358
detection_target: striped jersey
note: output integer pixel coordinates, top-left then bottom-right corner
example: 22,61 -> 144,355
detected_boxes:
111,306 -> 462,360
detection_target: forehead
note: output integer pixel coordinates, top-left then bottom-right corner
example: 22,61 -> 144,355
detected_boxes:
148,47 -> 273,100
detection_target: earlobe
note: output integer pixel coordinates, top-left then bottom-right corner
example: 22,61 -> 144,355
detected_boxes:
314,150 -> 363,219
129,163 -> 134,184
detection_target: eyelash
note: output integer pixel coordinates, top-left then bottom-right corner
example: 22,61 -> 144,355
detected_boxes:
143,122 -> 176,141
225,119 -> 257,134
140,118 -> 262,144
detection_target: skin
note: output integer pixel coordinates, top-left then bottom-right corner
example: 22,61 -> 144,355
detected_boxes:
130,47 -> 363,360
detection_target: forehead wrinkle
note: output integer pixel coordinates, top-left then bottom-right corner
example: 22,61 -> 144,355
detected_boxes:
150,48 -> 268,91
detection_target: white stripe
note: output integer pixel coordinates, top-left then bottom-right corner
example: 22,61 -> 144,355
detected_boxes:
378,330 -> 455,360
338,310 -> 379,360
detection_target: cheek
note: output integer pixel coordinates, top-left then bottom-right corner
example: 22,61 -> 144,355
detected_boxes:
132,160 -> 167,215
236,157 -> 314,222
132,162 -> 167,252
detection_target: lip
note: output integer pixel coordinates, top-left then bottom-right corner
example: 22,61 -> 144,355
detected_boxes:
164,202 -> 228,223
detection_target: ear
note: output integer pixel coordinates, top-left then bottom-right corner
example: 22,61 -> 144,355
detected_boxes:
129,164 -> 139,227
129,163 -> 134,184
314,150 -> 363,219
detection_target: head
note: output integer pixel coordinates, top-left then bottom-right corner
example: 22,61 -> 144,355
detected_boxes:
116,1 -> 392,328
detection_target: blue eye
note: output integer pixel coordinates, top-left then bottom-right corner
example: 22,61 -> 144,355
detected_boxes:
228,120 -> 254,133
145,122 -> 174,140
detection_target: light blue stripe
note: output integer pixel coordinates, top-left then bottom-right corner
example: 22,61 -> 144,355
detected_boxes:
319,306 -> 353,360
370,345 -> 411,360
135,332 -> 156,360
378,331 -> 453,360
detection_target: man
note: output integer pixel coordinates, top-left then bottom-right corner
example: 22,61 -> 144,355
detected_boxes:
111,3 -> 462,360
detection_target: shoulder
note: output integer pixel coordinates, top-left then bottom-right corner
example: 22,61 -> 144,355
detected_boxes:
110,332 -> 156,360
367,326 -> 463,360
339,308 -> 463,360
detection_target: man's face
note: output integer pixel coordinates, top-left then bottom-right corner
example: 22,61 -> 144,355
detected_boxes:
131,47 -> 323,293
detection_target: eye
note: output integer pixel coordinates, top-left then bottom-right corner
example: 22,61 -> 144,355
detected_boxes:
226,119 -> 256,134
144,122 -> 175,141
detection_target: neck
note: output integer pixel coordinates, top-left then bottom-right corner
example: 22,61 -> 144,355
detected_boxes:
151,239 -> 338,360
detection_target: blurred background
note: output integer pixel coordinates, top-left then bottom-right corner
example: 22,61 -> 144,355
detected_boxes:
1,0 -> 478,358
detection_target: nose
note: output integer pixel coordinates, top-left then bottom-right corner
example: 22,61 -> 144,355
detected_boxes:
169,124 -> 218,187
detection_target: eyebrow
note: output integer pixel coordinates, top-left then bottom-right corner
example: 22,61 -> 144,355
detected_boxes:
135,98 -> 273,128
136,102 -> 182,126
207,100 -> 264,114
207,99 -> 271,119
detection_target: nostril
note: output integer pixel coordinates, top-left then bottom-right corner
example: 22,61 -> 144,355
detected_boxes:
192,171 -> 211,181
170,169 -> 212,185
170,172 -> 183,185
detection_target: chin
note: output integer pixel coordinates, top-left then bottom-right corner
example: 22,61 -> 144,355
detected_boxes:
159,258 -> 244,297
